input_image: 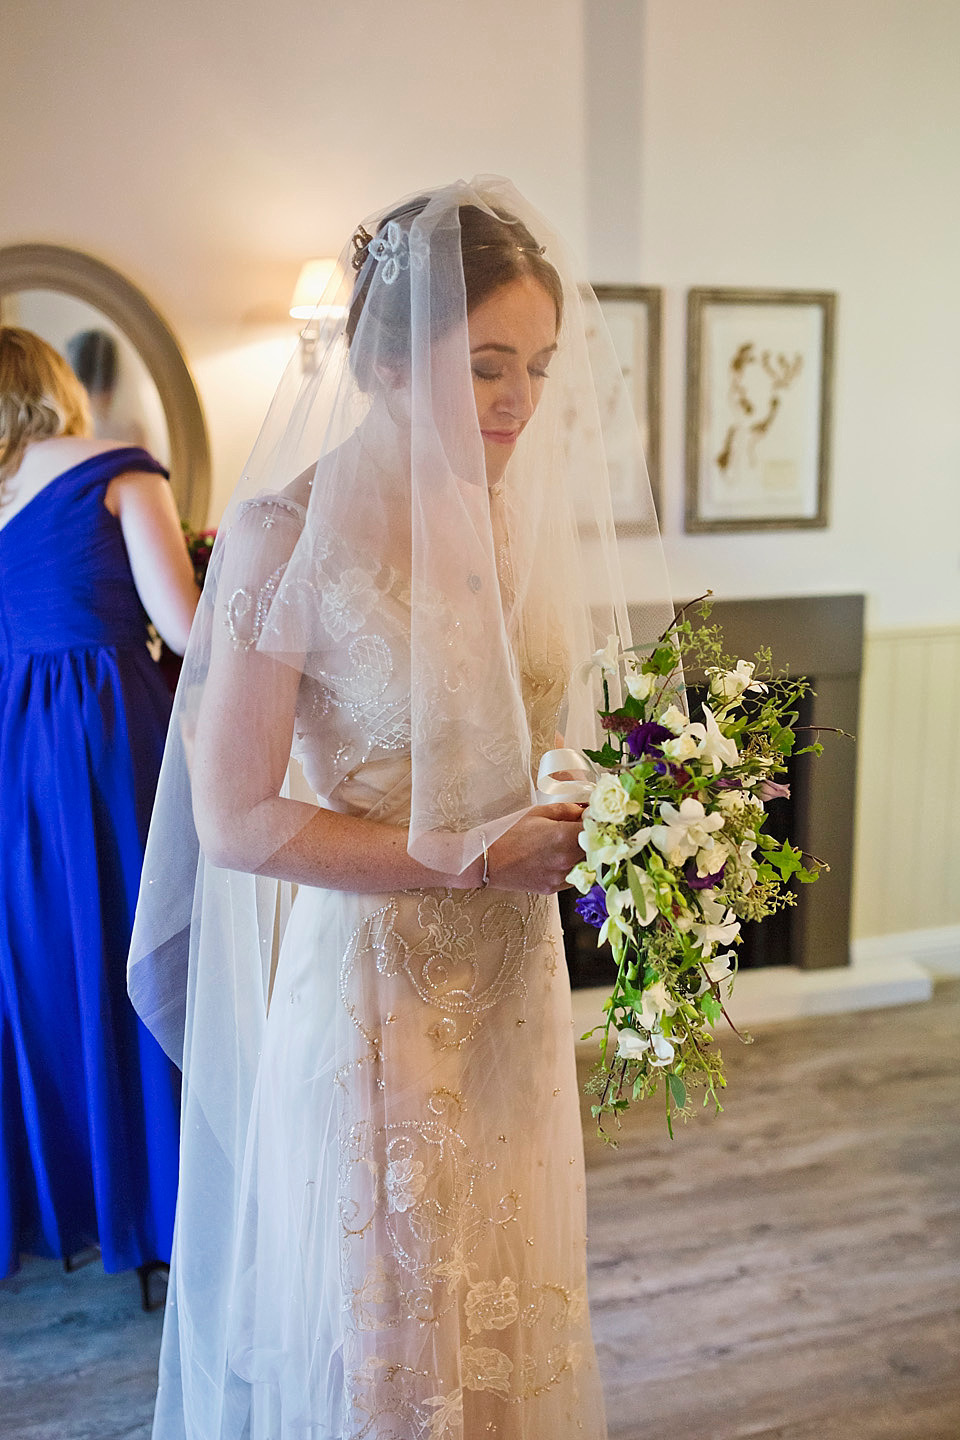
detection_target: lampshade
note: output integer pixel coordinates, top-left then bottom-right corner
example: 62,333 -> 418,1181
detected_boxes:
289,258 -> 340,319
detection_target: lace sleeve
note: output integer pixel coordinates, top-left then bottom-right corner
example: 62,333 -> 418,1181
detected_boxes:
217,494 -> 308,654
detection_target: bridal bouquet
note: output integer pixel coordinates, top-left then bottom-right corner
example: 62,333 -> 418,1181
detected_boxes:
568,601 -> 827,1138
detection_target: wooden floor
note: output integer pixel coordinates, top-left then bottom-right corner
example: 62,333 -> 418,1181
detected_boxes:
581,980 -> 960,1440
1,983 -> 958,1439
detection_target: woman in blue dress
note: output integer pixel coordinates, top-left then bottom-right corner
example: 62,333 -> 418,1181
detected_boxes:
0,326 -> 199,1300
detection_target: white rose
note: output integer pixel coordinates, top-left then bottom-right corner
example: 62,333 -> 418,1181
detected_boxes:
624,663 -> 656,702
663,732 -> 698,763
659,703 -> 687,735
717,789 -> 747,816
586,774 -> 640,826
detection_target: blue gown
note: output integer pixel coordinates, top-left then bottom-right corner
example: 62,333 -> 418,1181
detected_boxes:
0,447 -> 180,1278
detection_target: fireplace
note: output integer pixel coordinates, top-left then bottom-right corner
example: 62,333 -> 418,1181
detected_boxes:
562,594 -> 864,980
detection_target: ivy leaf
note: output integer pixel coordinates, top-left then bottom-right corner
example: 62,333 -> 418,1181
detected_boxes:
699,992 -> 723,1025
583,742 -> 621,767
766,840 -> 805,880
768,722 -> 796,755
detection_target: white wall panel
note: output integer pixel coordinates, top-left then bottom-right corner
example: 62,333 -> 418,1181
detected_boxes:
852,627 -> 960,936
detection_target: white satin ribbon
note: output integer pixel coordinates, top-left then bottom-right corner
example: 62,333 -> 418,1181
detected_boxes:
535,748 -> 597,806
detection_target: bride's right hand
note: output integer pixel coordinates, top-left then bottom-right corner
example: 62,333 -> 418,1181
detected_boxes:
487,804 -> 585,895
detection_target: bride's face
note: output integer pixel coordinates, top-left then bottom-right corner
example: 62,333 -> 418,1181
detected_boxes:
467,275 -> 558,483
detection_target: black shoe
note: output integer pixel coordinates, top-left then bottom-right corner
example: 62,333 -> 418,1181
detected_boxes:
136,1260 -> 170,1312
62,1243 -> 101,1273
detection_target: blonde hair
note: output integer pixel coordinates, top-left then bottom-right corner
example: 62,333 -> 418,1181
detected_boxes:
0,326 -> 92,490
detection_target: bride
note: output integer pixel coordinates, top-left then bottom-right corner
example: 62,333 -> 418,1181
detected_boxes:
129,177 -> 673,1440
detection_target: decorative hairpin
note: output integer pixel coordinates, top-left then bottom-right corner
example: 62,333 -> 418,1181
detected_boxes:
351,224 -> 547,283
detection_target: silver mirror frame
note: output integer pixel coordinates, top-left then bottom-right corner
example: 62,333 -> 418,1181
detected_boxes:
0,243 -> 211,527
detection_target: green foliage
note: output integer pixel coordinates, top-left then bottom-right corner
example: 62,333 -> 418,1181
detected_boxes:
583,595 -> 838,1142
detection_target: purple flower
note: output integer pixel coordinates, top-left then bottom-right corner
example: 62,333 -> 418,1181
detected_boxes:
685,860 -> 726,890
575,883 -> 608,930
756,779 -> 791,802
626,721 -> 672,760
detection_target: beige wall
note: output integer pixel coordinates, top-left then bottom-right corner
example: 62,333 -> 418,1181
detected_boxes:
1,0 -> 586,514
626,0 -> 960,634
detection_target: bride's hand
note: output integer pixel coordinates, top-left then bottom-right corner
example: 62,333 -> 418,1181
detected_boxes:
487,804 -> 585,895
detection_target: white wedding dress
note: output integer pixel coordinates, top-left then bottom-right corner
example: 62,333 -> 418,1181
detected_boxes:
156,497 -> 607,1440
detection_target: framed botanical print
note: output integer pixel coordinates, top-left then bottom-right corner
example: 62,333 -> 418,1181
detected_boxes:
685,287 -> 836,532
592,284 -> 662,527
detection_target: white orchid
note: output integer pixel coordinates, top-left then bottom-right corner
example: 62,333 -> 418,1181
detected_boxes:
648,1023 -> 677,1068
707,659 -> 768,704
636,978 -> 678,1031
650,797 -> 724,867
696,951 -> 736,995
566,861 -> 597,895
691,903 -> 741,955
628,863 -> 659,927
616,1018 -> 677,1068
735,838 -> 759,893
616,1026 -> 649,1061
588,633 -> 621,677
579,814 -> 652,869
696,888 -> 726,923
598,883 -> 636,948
687,705 -> 739,774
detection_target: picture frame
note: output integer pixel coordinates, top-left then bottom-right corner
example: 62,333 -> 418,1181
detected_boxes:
685,287 -> 836,532
592,284 -> 662,528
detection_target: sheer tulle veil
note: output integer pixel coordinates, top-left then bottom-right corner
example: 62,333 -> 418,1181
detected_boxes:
128,176 -> 674,1439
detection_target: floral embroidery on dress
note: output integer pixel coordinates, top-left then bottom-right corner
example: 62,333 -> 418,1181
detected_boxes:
385,1154 -> 427,1214
340,890 -> 548,1055
423,1388 -> 464,1439
319,565 -> 380,641
464,1276 -> 520,1334
459,1344 -> 514,1395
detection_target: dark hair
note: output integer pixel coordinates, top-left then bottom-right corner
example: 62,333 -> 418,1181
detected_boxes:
345,200 -> 563,390
66,329 -> 119,397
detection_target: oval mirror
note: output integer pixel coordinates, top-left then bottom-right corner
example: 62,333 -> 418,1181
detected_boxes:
0,244 -> 210,527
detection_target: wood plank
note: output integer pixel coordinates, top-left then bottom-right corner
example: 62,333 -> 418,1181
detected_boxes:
582,981 -> 960,1440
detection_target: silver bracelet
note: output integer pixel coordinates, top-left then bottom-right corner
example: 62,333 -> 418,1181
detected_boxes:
480,833 -> 490,889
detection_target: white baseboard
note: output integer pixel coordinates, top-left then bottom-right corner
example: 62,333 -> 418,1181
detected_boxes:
571,926 -> 960,1045
851,924 -> 960,978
